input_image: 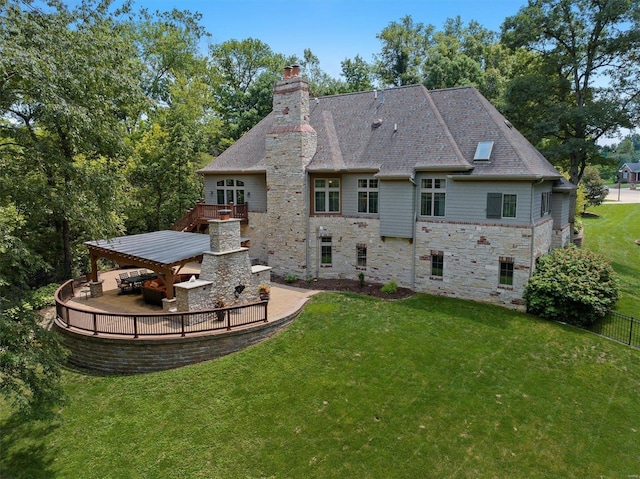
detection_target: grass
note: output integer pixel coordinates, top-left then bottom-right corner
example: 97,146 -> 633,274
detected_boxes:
2,293 -> 640,478
582,202 -> 640,315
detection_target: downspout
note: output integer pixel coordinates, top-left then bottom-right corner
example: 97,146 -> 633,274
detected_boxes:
410,176 -> 417,291
305,173 -> 311,279
530,180 -> 543,275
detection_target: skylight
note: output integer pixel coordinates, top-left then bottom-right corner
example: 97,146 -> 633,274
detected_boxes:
474,141 -> 494,161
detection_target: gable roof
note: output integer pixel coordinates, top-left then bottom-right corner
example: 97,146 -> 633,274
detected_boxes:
200,84 -> 561,181
620,162 -> 640,173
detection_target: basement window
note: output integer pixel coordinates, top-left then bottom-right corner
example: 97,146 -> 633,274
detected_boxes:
474,141 -> 494,161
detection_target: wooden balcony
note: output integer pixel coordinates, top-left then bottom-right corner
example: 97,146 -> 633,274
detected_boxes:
171,203 -> 248,233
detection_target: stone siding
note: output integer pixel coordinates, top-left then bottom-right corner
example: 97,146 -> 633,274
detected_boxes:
265,74 -> 317,278
54,314 -> 296,375
552,223 -> 571,249
413,220 -> 533,308
307,216 -> 413,287
243,212 -> 269,264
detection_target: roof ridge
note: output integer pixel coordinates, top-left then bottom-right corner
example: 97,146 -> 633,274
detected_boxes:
421,86 -> 469,167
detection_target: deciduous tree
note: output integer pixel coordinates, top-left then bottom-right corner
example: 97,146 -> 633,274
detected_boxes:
502,0 -> 640,186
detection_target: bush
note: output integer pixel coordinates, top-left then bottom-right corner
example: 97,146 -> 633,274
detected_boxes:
284,273 -> 298,284
28,283 -> 60,310
358,272 -> 365,289
523,246 -> 618,326
380,280 -> 398,295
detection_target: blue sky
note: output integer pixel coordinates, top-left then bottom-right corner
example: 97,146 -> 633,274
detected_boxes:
130,0 -> 528,77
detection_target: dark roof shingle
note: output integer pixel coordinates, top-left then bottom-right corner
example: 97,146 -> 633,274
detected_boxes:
200,84 -> 561,180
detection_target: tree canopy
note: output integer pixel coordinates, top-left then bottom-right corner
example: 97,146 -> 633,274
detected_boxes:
501,0 -> 640,185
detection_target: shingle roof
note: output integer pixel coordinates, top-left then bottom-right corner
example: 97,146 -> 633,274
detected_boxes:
620,162 -> 640,173
200,84 -> 561,180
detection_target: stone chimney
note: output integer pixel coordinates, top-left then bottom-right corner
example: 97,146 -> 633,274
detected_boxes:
264,66 -> 317,276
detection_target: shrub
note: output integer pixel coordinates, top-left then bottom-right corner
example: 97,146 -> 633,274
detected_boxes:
284,273 -> 298,284
380,280 -> 398,295
523,246 -> 619,326
28,283 -> 60,310
358,272 -> 365,289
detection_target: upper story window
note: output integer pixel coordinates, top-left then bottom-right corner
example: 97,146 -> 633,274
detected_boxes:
357,179 -> 379,214
541,191 -> 552,216
420,178 -> 446,217
487,193 -> 517,219
314,178 -> 340,213
216,179 -> 245,205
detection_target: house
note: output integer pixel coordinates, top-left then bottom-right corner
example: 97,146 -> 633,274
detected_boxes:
198,66 -> 574,308
618,162 -> 640,184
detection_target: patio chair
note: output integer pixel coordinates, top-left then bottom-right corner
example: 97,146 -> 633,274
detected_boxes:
115,277 -> 132,295
119,272 -> 130,281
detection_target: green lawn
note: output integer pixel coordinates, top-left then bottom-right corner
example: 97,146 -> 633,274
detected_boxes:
582,202 -> 640,315
2,293 -> 639,478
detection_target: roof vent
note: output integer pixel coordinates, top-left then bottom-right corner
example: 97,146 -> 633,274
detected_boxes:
372,118 -> 383,128
474,141 -> 494,161
504,119 -> 513,129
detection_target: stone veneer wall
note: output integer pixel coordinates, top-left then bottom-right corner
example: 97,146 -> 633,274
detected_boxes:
552,223 -> 571,249
303,215 -> 543,308
414,220 -> 533,308
265,74 -> 316,278
177,218 -> 271,311
307,216 -> 413,287
54,314 -> 296,375
242,212 -> 269,265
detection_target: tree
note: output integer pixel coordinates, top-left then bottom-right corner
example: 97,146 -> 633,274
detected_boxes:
0,0 -> 147,280
340,55 -> 374,92
502,0 -> 640,186
374,15 -> 433,87
0,303 -> 68,418
125,9 -> 212,232
581,165 -> 608,210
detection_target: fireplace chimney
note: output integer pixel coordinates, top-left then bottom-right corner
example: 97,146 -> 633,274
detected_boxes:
283,66 -> 292,79
291,64 -> 300,77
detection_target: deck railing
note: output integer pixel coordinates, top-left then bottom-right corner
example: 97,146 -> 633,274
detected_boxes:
171,203 -> 248,231
55,281 -> 268,338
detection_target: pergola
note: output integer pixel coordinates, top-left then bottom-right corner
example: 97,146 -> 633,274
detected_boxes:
85,231 -> 211,299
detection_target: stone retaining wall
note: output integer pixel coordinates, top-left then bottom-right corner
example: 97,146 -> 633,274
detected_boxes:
54,313 -> 297,375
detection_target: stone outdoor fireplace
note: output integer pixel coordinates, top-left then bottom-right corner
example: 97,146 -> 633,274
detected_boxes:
174,218 -> 271,312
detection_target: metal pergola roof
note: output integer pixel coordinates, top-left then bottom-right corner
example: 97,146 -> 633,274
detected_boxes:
85,230 -> 211,299
86,230 -> 211,269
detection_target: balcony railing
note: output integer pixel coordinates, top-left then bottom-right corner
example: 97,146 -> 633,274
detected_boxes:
171,203 -> 248,232
55,280 -> 267,338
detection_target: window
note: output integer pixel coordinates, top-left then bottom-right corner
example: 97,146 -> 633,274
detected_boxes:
503,194 -> 517,218
487,193 -> 517,219
431,252 -> 444,278
321,236 -> 332,266
499,257 -> 514,286
541,191 -> 552,216
315,178 -> 340,213
216,179 -> 245,205
357,179 -> 379,214
420,178 -> 446,216
474,141 -> 494,161
356,244 -> 367,269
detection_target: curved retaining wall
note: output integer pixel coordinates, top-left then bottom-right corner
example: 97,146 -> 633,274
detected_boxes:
54,313 -> 297,375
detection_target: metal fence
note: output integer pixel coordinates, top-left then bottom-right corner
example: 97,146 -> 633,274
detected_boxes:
585,311 -> 640,349
55,280 -> 268,338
